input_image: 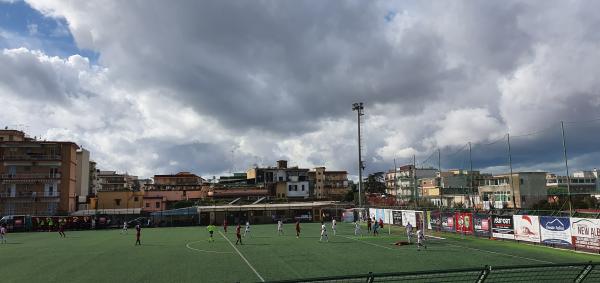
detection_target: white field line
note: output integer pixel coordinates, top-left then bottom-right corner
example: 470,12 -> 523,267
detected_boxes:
425,235 -> 446,240
443,242 -> 555,264
340,235 -> 398,251
219,230 -> 265,282
185,241 -> 234,254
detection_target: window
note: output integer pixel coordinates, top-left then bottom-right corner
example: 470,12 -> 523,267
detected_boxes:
288,185 -> 292,192
278,177 -> 283,181
294,185 -> 298,191
183,190 -> 186,196
302,185 -> 305,191
115,199 -> 121,206
520,178 -> 524,185
156,202 -> 160,208
134,196 -> 139,201
146,203 -> 150,208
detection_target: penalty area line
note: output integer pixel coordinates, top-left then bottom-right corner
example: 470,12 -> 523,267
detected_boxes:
185,241 -> 234,254
219,230 -> 265,282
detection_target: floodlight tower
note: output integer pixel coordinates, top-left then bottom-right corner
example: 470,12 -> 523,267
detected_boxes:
352,102 -> 365,207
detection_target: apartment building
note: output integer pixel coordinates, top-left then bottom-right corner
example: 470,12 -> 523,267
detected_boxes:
384,165 -> 437,201
478,172 -> 547,209
247,160 -> 310,199
0,129 -> 79,215
308,167 -> 349,200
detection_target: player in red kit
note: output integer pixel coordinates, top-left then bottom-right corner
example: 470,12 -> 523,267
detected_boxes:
235,224 -> 243,245
295,220 -> 301,238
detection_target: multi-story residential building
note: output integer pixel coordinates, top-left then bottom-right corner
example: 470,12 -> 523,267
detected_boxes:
247,160 -> 310,199
420,170 -> 483,207
75,148 -> 90,207
143,172 -> 203,210
546,170 -> 599,201
308,167 -> 349,200
97,171 -> 137,192
0,129 -> 79,215
95,190 -> 144,210
384,165 -> 437,201
478,172 -> 547,209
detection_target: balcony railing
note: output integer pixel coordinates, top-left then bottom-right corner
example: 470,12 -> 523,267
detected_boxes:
0,154 -> 62,161
0,192 -> 60,198
0,173 -> 61,179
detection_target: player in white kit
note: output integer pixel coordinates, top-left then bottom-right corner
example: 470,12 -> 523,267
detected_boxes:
331,219 -> 337,236
243,221 -> 250,237
121,221 -> 128,234
319,222 -> 329,242
406,222 -> 413,243
277,220 -> 284,236
354,221 -> 362,236
0,225 -> 7,244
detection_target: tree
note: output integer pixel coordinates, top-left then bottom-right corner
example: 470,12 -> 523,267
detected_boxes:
363,172 -> 386,194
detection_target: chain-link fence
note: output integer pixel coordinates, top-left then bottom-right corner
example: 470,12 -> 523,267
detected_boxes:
265,262 -> 599,283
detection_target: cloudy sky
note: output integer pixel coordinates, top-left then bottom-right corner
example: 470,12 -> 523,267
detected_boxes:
1,0 -> 599,178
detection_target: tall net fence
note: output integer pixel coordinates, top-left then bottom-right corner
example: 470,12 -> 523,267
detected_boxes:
265,262 -> 599,283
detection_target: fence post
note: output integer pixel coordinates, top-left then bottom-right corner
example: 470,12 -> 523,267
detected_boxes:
476,265 -> 491,283
366,272 -> 375,283
575,262 -> 594,283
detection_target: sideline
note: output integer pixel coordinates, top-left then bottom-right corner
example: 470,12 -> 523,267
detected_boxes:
219,230 -> 265,282
443,242 -> 555,264
185,241 -> 234,254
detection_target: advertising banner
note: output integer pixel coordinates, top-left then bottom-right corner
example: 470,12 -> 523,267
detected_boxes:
369,208 -> 376,219
492,215 -> 514,239
429,211 -> 441,231
375,209 -> 385,223
540,216 -> 571,246
392,210 -> 403,225
513,215 -> 541,243
401,210 -> 416,227
441,212 -> 455,232
342,209 -> 355,222
570,218 -> 600,251
455,212 -> 474,234
384,209 -> 393,224
473,214 -> 491,237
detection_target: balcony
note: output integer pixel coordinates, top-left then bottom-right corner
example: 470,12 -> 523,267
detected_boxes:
0,173 -> 61,179
0,192 -> 60,198
0,154 -> 62,161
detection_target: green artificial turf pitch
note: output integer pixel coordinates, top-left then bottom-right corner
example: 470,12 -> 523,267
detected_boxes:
0,223 -> 598,282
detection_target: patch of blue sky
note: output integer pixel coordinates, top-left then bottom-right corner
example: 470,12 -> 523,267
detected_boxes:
0,0 -> 99,63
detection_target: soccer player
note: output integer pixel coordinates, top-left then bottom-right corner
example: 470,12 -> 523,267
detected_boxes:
379,218 -> 384,229
58,223 -> 66,238
235,223 -> 243,245
243,221 -> 250,238
207,223 -> 216,243
406,222 -> 413,243
0,224 -> 7,244
354,221 -> 362,236
372,219 -> 379,236
416,229 -> 427,250
331,219 -> 337,236
277,219 -> 284,236
135,223 -> 141,245
223,218 -> 228,233
367,218 -> 372,233
319,222 -> 329,242
122,221 -> 128,234
295,220 -> 301,238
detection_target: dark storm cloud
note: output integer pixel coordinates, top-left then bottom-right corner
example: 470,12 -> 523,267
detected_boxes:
5,0 -> 600,178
